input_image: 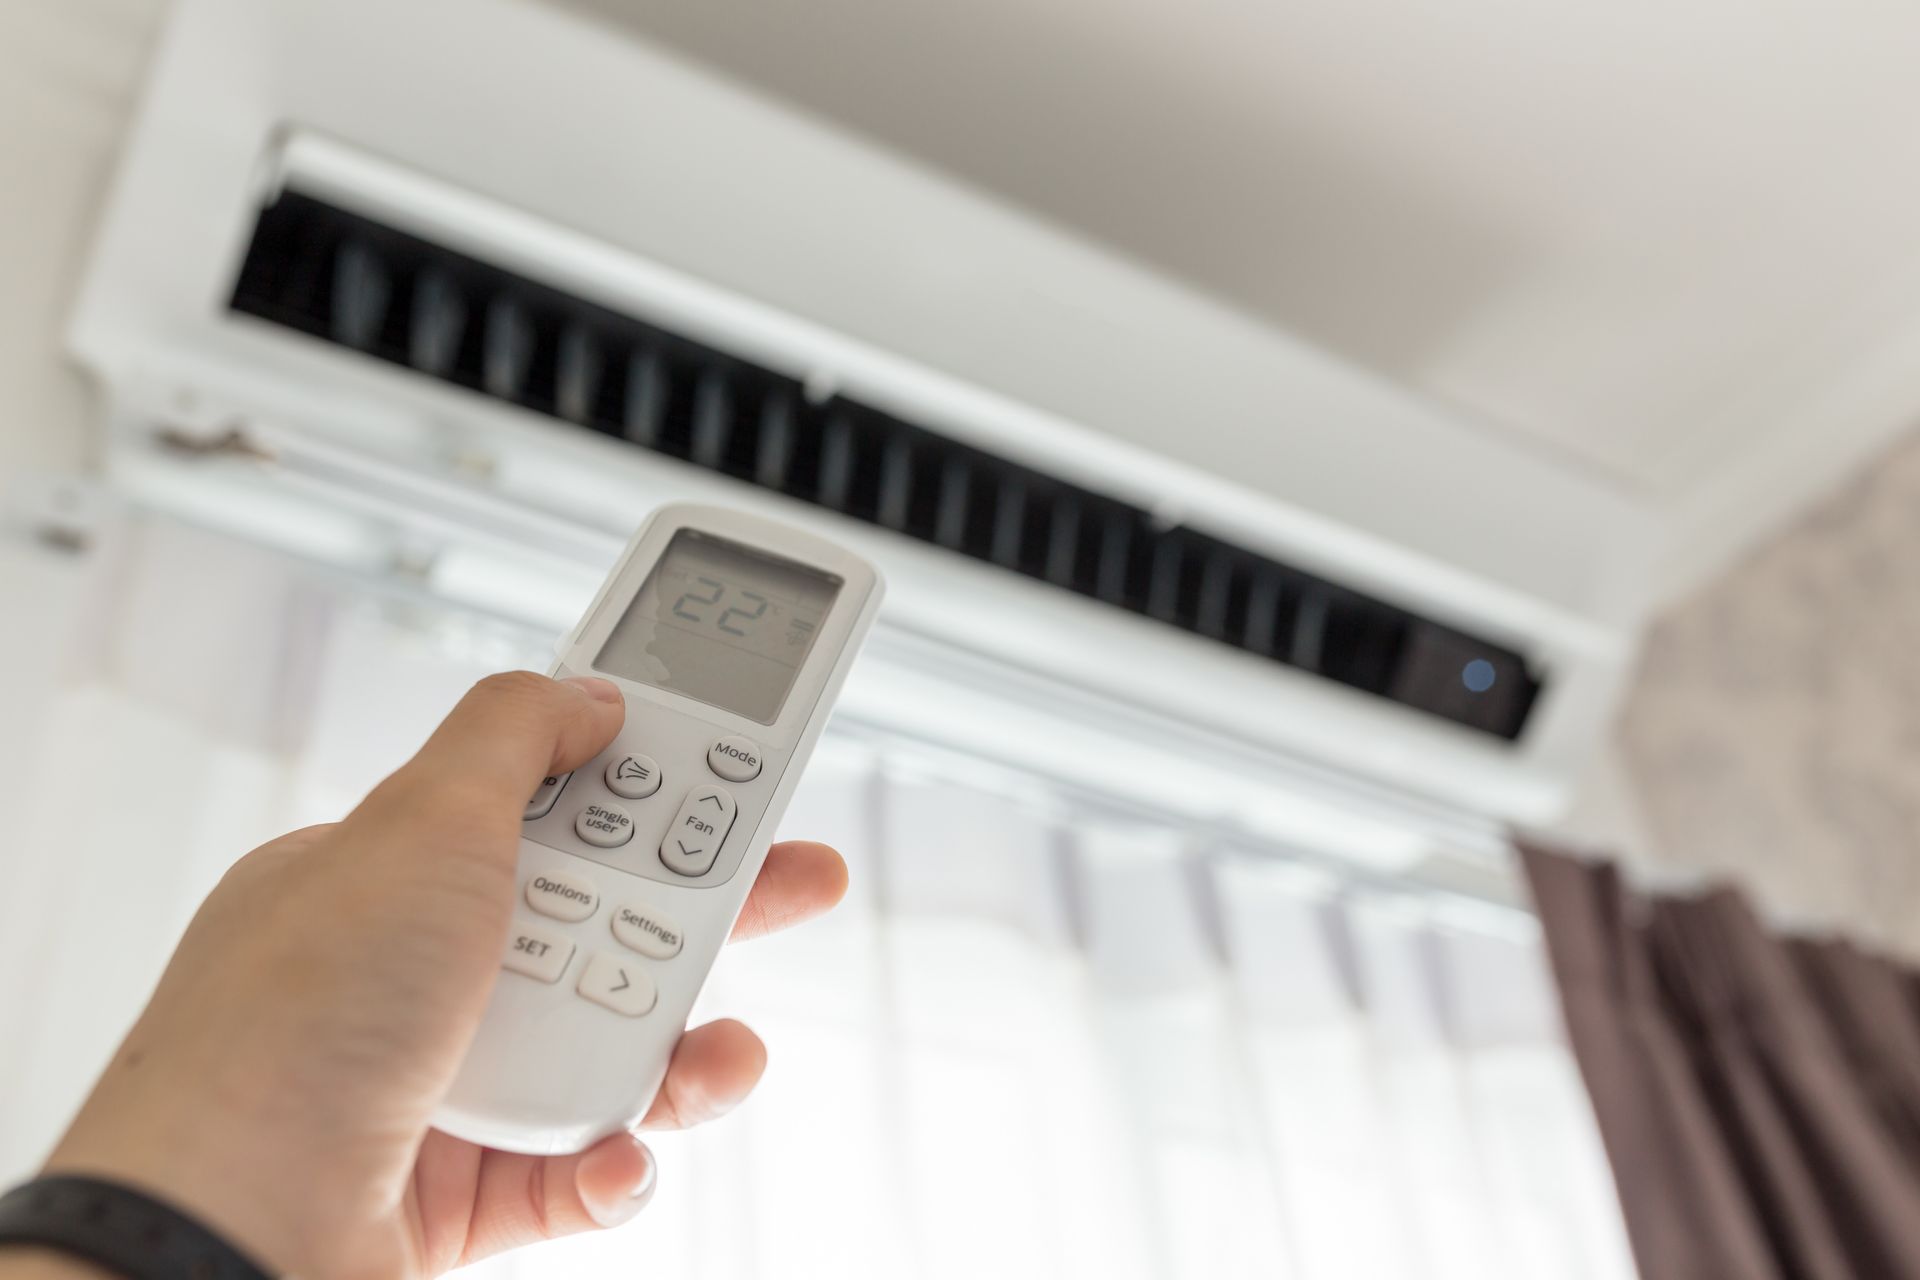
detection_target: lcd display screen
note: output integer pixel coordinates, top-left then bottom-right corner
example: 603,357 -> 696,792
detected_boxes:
595,530 -> 842,724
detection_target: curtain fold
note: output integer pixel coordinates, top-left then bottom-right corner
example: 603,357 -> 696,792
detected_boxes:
0,513 -> 1634,1279
1522,840 -> 1920,1280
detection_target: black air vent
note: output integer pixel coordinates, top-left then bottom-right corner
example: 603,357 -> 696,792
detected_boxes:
229,190 -> 1544,740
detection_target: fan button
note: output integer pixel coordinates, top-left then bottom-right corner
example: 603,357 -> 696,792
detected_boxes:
659,785 -> 737,876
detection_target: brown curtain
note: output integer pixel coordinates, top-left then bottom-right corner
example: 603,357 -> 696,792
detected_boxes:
1519,842 -> 1920,1280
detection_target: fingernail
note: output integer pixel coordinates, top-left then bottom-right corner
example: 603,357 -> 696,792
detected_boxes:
631,1152 -> 658,1201
585,1149 -> 656,1227
563,676 -> 623,704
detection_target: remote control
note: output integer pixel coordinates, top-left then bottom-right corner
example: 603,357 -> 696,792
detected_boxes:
436,503 -> 883,1155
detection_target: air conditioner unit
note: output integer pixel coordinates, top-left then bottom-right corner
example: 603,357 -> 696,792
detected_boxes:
66,0 -> 1656,875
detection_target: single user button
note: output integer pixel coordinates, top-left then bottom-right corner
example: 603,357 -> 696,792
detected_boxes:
604,752 -> 662,799
612,903 -> 685,959
526,870 -> 599,922
575,802 -> 634,848
524,773 -> 571,820
707,735 -> 763,783
502,920 -> 574,984
577,951 -> 657,1017
659,785 -> 738,877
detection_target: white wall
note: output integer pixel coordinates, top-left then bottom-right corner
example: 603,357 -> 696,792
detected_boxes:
0,0 -> 166,480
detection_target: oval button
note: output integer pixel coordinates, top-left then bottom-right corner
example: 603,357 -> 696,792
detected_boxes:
575,802 -> 634,848
577,951 -> 657,1017
659,785 -> 737,876
525,870 -> 599,922
605,753 -> 662,799
707,735 -> 762,782
524,772 -> 570,820
612,903 -> 685,959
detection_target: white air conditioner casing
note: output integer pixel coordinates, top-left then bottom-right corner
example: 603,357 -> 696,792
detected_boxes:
66,0 -> 1658,868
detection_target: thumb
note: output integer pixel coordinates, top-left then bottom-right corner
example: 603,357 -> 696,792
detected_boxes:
346,671 -> 625,861
453,1134 -> 657,1265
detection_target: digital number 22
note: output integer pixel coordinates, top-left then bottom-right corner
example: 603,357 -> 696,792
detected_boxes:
672,576 -> 724,622
717,591 -> 768,636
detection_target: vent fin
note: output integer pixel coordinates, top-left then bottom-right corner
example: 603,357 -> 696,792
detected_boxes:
1244,570 -> 1281,657
481,297 -> 533,401
878,437 -> 913,532
1292,593 -> 1329,673
755,389 -> 795,492
690,368 -> 732,471
935,459 -> 970,551
992,477 -> 1027,569
1197,548 -> 1233,640
1046,494 -> 1081,589
556,324 -> 601,425
624,349 -> 665,448
408,268 -> 465,376
331,240 -> 389,350
1097,513 -> 1132,606
817,410 -> 854,512
228,189 -> 1544,739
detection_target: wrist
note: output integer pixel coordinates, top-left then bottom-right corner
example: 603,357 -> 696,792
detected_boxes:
0,1249 -> 116,1280
45,1071 -> 305,1278
43,1144 -> 296,1279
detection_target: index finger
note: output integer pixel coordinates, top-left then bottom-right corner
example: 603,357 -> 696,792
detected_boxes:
728,841 -> 849,942
354,671 -> 625,840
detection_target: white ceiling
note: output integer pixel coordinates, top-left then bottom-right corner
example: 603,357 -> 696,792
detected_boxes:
557,0 -> 1920,571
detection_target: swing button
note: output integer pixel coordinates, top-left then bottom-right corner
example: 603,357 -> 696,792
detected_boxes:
605,753 -> 661,800
659,785 -> 737,876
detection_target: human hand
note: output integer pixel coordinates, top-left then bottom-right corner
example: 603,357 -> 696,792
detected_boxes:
33,672 -> 848,1278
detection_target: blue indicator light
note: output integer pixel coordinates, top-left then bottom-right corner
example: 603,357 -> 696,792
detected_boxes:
1462,659 -> 1498,694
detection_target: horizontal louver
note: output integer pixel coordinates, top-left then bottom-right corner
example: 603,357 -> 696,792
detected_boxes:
229,190 -> 1543,740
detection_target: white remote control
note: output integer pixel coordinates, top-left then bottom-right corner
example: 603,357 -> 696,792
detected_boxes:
436,503 -> 882,1155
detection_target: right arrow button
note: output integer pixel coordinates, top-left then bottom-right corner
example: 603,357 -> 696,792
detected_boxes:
577,951 -> 657,1017
659,784 -> 737,877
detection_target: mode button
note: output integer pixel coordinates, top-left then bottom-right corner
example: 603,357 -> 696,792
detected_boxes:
707,735 -> 762,783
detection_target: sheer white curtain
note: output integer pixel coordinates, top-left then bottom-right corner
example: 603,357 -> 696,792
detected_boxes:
0,511 -> 1635,1280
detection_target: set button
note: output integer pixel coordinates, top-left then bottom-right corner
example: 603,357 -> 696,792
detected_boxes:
525,870 -> 599,922
575,802 -> 634,848
659,785 -> 737,876
604,753 -> 661,800
577,951 -> 657,1017
612,903 -> 685,959
707,736 -> 763,783
501,920 -> 574,984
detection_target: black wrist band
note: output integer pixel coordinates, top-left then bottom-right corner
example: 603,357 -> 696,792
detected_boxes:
0,1175 -> 273,1279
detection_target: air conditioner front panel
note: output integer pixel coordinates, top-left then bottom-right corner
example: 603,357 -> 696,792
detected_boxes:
69,0 -> 1651,845
75,0 -> 1658,629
